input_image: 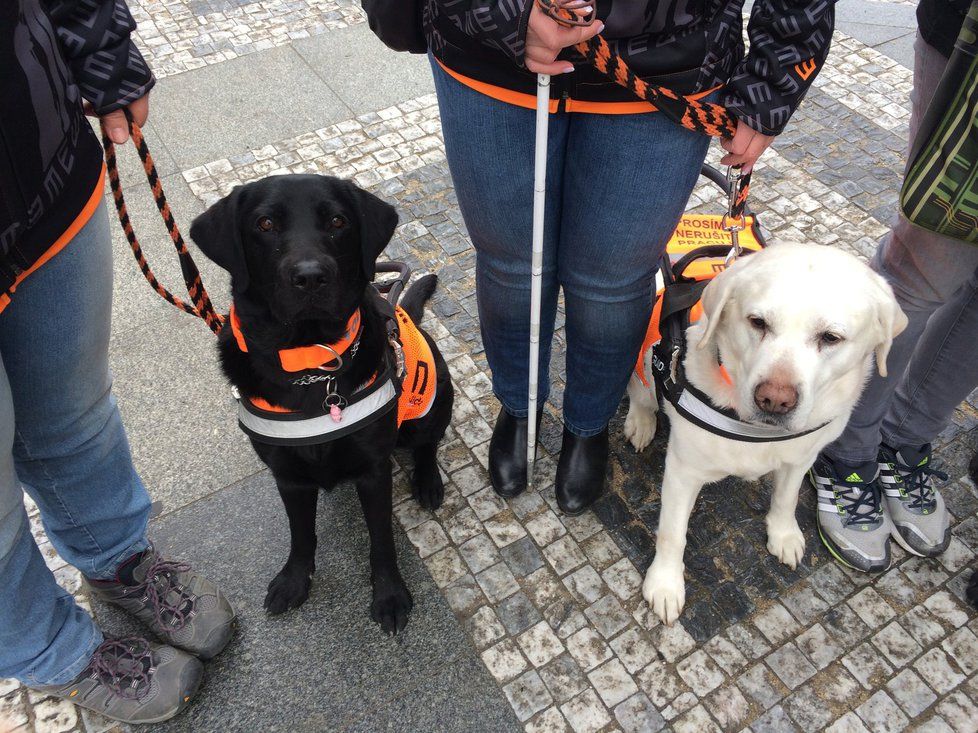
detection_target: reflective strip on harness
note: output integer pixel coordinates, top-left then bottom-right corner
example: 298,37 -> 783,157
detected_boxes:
238,379 -> 398,446
673,386 -> 827,443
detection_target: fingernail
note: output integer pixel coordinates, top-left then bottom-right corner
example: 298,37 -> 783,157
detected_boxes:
111,130 -> 127,144
563,66 -> 575,74
596,22 -> 605,32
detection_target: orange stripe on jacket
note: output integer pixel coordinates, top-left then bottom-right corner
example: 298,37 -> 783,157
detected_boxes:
436,60 -> 720,115
0,164 -> 106,315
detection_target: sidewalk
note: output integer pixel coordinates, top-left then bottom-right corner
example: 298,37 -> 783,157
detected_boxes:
3,1 -> 978,732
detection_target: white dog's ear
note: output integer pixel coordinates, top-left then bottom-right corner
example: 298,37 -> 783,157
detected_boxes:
869,274 -> 908,377
697,265 -> 741,350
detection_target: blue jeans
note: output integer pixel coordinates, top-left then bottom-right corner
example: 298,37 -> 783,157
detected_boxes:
431,59 -> 711,435
0,201 -> 151,686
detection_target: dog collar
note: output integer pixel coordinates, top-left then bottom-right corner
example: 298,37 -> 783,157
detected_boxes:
229,304 -> 362,373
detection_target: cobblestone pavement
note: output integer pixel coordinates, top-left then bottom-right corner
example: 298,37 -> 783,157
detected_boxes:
4,2 -> 978,732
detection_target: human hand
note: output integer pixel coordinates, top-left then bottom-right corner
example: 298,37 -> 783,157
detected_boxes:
84,93 -> 151,145
719,121 -> 774,173
525,1 -> 604,75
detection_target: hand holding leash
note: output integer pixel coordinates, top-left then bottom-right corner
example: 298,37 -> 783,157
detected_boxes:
526,0 -> 602,75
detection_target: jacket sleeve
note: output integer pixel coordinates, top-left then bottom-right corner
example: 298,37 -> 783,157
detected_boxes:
433,0 -> 534,66
41,0 -> 155,114
722,0 -> 837,136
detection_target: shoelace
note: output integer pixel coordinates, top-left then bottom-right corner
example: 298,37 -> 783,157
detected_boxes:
837,480 -> 883,527
897,461 -> 948,511
87,637 -> 154,701
138,555 -> 196,631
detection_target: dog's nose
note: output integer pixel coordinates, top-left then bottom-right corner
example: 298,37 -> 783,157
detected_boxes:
290,261 -> 328,291
754,381 -> 798,415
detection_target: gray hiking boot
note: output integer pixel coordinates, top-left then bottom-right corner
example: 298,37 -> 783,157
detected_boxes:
36,637 -> 202,725
878,443 -> 951,557
809,455 -> 893,572
87,546 -> 235,660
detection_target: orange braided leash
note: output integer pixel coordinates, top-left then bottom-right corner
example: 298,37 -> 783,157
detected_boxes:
101,112 -> 225,335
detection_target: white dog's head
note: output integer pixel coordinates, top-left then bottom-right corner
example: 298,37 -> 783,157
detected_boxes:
687,242 -> 907,432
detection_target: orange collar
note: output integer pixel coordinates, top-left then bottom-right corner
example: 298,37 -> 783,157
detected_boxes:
229,304 -> 362,373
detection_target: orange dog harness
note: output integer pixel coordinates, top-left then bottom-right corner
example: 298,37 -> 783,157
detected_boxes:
233,298 -> 437,445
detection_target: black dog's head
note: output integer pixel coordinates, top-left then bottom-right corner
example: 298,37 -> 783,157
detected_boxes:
190,174 -> 398,323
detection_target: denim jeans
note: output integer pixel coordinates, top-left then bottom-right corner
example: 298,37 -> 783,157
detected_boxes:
0,201 -> 151,686
431,59 -> 712,435
825,34 -> 978,465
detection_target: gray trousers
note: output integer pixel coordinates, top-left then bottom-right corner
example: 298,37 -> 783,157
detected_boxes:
827,33 -> 978,465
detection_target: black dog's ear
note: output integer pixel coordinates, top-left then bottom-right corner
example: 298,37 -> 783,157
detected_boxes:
348,182 -> 398,281
189,187 -> 250,293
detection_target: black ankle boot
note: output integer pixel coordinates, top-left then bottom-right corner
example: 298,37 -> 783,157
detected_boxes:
489,408 -> 542,499
556,427 -> 609,515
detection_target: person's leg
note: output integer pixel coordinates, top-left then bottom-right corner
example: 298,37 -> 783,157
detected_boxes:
0,354 -> 103,686
430,58 -> 567,415
825,32 -> 978,465
552,108 -> 710,514
813,33 -> 978,571
558,111 -> 711,435
0,203 -> 151,581
881,267 -> 978,448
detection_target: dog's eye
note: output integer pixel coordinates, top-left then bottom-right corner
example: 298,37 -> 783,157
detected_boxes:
820,331 -> 843,346
256,216 -> 274,232
748,315 -> 767,332
330,215 -> 346,229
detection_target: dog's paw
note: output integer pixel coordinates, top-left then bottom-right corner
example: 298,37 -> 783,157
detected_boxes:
642,561 -> 685,625
624,407 -> 656,453
264,565 -> 313,615
370,578 -> 413,635
766,522 -> 806,570
412,464 -> 445,511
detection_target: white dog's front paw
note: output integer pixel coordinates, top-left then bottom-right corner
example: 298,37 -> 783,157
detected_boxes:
642,562 -> 685,625
624,407 -> 657,453
766,522 -> 806,569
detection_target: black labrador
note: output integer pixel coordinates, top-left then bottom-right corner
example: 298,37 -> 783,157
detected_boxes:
190,174 -> 453,634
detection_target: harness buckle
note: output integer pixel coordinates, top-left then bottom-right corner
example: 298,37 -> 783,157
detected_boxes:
389,335 -> 407,382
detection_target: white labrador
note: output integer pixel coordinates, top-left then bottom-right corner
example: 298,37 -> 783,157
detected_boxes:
625,242 -> 907,625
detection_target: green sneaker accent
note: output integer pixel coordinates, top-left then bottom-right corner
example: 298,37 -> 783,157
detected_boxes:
845,472 -> 862,482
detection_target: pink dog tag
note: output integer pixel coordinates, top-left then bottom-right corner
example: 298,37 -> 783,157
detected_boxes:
330,404 -> 343,423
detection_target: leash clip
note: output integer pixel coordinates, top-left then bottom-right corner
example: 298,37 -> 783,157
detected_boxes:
722,166 -> 747,264
389,334 -> 407,383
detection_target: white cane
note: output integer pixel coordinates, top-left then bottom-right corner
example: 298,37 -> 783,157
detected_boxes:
526,72 -> 550,490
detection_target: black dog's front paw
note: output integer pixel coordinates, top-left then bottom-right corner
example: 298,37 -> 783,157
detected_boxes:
264,565 -> 313,615
412,463 -> 444,511
370,577 -> 413,635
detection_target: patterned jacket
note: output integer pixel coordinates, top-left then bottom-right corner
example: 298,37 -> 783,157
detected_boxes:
0,0 -> 154,305
424,0 -> 836,136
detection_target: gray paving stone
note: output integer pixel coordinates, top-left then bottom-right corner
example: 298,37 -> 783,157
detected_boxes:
674,703 -> 721,733
609,627 -> 657,675
750,703 -> 798,733
636,660 -> 690,708
143,471 -> 516,731
500,535 -> 547,578
914,649 -> 967,696
150,45 -> 352,169
782,684 -> 834,731
941,627 -> 978,675
737,663 -> 786,711
559,688 -> 612,733
518,620 -> 566,669
936,691 -> 978,733
614,692 -> 666,733
583,594 -> 631,639
676,649 -> 726,697
795,622 -> 843,670
873,620 -> 925,667
855,689 -> 910,733
766,642 -> 817,690
497,590 -> 543,636
826,711 -> 873,733
504,670 -> 554,723
885,668 -> 938,718
539,654 -> 589,704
